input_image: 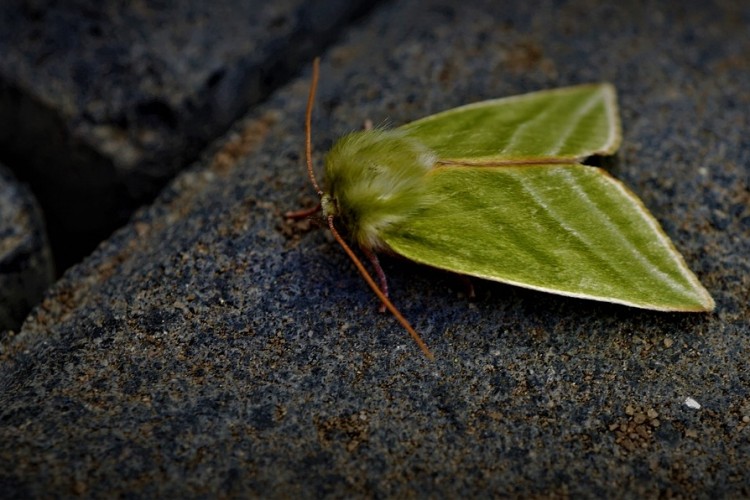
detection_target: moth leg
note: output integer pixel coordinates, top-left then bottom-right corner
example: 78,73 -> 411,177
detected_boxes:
458,274 -> 476,300
284,203 -> 321,220
361,246 -> 389,313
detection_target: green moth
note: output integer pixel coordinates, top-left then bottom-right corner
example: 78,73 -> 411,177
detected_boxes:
291,59 -> 714,359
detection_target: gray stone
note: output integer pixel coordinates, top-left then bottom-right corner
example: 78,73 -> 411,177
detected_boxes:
0,0 -> 376,267
0,163 -> 53,335
1,0 -> 748,497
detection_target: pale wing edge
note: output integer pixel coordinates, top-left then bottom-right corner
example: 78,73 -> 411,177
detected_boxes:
388,234 -> 714,312
405,83 -> 622,160
382,163 -> 714,312
593,169 -> 714,310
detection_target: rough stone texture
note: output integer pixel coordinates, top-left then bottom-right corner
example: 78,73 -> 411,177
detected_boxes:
0,0 -> 376,268
1,0 -> 749,496
0,163 -> 54,334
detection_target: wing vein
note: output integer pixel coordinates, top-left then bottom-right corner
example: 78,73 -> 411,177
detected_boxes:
557,170 -> 696,297
545,90 -> 601,156
516,172 -> 630,292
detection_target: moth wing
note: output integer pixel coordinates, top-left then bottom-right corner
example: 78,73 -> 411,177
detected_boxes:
380,164 -> 714,311
399,84 -> 620,162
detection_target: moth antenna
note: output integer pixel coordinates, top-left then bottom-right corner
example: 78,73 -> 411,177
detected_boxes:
286,59 -> 323,220
306,57 -> 323,196
308,59 -> 432,360
327,215 -> 435,361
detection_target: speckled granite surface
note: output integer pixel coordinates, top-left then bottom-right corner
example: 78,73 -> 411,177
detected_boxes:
1,0 -> 748,496
0,0 -> 375,267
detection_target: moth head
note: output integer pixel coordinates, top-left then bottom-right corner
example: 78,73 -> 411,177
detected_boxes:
320,193 -> 337,218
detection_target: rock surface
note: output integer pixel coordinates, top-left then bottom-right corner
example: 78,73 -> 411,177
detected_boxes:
0,0 -> 376,268
1,0 -> 748,496
0,163 -> 53,334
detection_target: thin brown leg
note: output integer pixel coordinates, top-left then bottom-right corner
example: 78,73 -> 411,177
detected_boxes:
284,203 -> 321,220
459,274 -> 476,300
360,246 -> 389,313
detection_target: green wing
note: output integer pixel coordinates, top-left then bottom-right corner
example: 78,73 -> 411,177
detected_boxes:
399,84 -> 620,162
380,165 -> 714,311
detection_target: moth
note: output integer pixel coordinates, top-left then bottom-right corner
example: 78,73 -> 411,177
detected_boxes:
288,59 -> 714,359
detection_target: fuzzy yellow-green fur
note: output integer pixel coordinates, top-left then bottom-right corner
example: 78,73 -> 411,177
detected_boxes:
324,129 -> 436,250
